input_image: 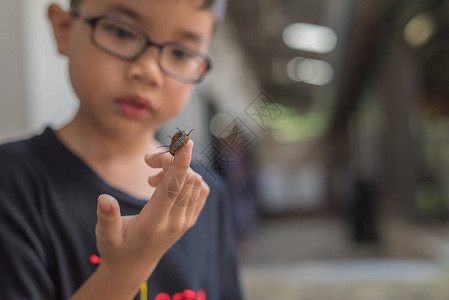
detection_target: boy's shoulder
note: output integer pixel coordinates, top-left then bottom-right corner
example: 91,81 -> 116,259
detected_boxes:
0,128 -> 52,176
0,135 -> 36,157
0,129 -> 44,158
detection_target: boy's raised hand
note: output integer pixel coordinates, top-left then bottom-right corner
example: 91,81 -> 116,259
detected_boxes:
93,140 -> 209,290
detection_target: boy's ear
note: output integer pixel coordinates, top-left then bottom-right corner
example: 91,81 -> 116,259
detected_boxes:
48,4 -> 72,55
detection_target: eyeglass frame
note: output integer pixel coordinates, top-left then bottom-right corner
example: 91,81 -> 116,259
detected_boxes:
69,11 -> 213,83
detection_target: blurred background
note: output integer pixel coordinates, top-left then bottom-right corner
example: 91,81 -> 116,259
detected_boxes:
3,0 -> 449,299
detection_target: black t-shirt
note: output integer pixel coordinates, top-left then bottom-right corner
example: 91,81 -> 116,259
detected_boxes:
0,128 -> 241,300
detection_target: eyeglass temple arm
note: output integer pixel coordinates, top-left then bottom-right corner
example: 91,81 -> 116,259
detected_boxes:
69,10 -> 97,26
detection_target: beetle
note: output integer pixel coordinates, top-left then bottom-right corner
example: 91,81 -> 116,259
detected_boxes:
158,127 -> 194,157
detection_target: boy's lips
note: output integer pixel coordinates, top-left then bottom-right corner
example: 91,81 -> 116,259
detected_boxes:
115,95 -> 153,118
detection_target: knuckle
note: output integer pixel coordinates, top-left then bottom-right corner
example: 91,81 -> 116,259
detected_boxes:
142,225 -> 160,239
97,213 -> 116,224
192,173 -> 202,184
163,175 -> 178,194
176,192 -> 190,207
179,162 -> 190,172
189,215 -> 199,227
203,182 -> 210,196
95,227 -> 117,246
95,226 -> 100,238
168,220 -> 185,234
185,173 -> 195,185
137,221 -> 164,240
185,223 -> 194,232
196,173 -> 203,182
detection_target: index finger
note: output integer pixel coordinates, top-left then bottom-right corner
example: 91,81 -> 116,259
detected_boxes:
171,140 -> 193,173
155,140 -> 194,209
139,141 -> 194,218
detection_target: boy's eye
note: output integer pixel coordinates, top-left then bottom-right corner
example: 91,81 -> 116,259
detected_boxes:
104,24 -> 136,40
170,48 -> 195,60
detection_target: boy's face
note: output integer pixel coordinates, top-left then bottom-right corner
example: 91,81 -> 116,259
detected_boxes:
49,0 -> 214,137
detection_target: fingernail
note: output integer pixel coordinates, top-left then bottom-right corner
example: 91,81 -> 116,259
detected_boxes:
98,195 -> 113,213
144,153 -> 151,160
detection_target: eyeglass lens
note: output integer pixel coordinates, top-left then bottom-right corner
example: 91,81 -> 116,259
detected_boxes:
92,18 -> 208,82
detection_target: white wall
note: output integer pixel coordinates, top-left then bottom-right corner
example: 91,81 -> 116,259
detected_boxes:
0,0 -> 78,143
0,1 -> 27,142
23,0 -> 78,133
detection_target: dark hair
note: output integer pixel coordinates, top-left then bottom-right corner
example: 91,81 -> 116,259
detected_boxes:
70,0 -> 227,23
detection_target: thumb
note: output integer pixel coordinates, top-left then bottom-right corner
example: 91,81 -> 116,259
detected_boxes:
96,194 -> 122,244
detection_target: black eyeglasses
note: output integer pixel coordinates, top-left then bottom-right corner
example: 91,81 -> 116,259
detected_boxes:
70,11 -> 212,83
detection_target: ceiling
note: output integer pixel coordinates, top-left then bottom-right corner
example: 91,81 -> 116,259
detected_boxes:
225,0 -> 356,111
226,0 -> 449,128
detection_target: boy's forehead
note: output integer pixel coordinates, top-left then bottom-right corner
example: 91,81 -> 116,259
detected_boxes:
80,0 -> 215,25
80,0 -> 209,12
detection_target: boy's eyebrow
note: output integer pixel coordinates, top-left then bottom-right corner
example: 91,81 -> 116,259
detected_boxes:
105,4 -> 205,45
106,4 -> 143,22
176,30 -> 205,45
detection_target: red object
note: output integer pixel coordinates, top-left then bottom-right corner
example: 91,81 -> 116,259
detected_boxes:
172,293 -> 184,300
183,289 -> 196,300
154,289 -> 208,299
89,254 -> 101,264
154,293 -> 171,300
197,290 -> 206,300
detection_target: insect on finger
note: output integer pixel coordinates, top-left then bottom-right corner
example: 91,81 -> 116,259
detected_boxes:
157,128 -> 194,163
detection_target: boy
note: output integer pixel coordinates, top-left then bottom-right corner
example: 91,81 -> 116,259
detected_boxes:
0,0 -> 242,299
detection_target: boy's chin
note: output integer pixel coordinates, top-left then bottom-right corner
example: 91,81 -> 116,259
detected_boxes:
96,120 -> 156,139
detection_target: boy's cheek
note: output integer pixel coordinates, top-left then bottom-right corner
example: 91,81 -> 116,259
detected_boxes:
161,86 -> 193,117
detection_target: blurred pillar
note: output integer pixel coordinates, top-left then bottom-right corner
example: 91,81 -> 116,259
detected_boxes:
325,0 -> 399,212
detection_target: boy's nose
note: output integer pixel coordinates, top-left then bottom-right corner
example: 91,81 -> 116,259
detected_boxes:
126,48 -> 164,86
